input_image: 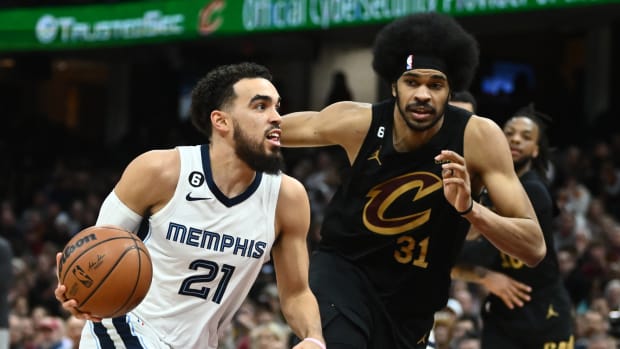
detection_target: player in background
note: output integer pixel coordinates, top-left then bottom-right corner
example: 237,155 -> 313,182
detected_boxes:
54,62 -> 325,349
448,91 -> 477,115
452,104 -> 574,348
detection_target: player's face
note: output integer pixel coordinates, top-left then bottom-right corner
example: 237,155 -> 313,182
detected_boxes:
230,78 -> 284,174
393,69 -> 450,132
503,116 -> 540,169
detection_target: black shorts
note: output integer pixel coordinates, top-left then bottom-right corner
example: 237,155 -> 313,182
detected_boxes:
481,281 -> 574,349
308,250 -> 432,349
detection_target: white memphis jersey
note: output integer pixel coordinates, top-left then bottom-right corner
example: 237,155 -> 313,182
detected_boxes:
134,145 -> 280,348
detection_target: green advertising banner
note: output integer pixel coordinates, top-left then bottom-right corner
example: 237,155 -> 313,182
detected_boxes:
0,0 -> 615,52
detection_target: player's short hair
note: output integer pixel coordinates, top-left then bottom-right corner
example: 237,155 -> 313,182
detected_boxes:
191,62 -> 273,140
510,103 -> 553,180
372,13 -> 479,91
451,91 -> 478,113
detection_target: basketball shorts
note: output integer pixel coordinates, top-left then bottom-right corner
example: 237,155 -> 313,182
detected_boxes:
310,250 -> 432,349
80,312 -> 172,349
480,281 -> 574,349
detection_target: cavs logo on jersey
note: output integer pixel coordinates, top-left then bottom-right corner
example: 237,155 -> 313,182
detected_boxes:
363,171 -> 442,235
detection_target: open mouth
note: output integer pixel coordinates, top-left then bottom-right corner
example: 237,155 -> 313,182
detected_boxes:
267,129 -> 281,146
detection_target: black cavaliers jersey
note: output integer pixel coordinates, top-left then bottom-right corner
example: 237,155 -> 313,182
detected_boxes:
318,99 -> 472,318
460,170 -> 568,319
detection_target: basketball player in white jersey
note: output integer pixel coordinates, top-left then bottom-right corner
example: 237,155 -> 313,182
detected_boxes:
54,62 -> 325,349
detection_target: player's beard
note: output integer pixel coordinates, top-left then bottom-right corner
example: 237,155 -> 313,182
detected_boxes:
513,156 -> 532,175
233,122 -> 284,174
395,88 -> 445,132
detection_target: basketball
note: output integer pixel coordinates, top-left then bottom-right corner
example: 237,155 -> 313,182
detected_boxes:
58,225 -> 153,318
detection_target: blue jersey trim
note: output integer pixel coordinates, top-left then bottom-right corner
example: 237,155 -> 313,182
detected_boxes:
93,321 -> 115,348
112,316 -> 144,348
200,144 -> 262,208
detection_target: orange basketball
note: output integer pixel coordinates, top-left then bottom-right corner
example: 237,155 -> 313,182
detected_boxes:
58,225 -> 153,318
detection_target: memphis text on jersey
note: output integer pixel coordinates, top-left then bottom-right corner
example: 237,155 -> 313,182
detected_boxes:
166,222 -> 267,259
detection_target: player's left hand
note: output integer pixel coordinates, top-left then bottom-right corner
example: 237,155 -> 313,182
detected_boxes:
435,150 -> 472,214
481,270 -> 531,309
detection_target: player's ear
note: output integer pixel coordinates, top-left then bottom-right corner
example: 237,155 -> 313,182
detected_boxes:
211,110 -> 230,132
391,83 -> 396,97
532,144 -> 539,159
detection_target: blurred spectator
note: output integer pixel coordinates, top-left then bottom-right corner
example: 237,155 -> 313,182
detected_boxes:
453,331 -> 481,349
63,316 -> 84,349
599,160 -> 620,219
555,146 -> 594,191
28,246 -> 62,317
427,298 -> 463,349
1,237 -> 11,349
591,296 -> 611,316
605,226 -> 620,278
453,288 -> 479,318
248,321 -> 290,349
218,322 -> 236,349
324,71 -> 353,106
575,309 -> 610,349
561,176 -> 592,224
451,314 -> 481,344
231,299 -> 257,349
554,208 -> 582,252
303,150 -> 341,223
603,280 -> 620,325
256,283 -> 283,324
585,198 -> 614,242
580,240 -> 612,300
558,245 -> 592,308
584,333 -> 616,349
431,310 -> 456,349
1,202 -> 26,257
35,316 -> 71,349
8,314 -> 24,349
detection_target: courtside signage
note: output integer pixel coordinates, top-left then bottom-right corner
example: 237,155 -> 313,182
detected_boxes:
0,0 -> 614,51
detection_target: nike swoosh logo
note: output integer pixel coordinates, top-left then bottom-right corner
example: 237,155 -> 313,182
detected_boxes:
186,193 -> 211,201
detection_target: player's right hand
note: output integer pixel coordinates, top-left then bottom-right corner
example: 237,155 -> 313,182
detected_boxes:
54,252 -> 103,322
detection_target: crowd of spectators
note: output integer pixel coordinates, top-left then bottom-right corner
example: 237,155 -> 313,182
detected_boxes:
2,111 -> 620,348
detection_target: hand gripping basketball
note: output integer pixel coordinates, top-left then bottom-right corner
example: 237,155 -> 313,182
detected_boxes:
56,225 -> 153,319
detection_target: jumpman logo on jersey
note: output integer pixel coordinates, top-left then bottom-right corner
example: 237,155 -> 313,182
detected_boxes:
546,304 -> 559,319
367,147 -> 382,165
416,333 -> 428,344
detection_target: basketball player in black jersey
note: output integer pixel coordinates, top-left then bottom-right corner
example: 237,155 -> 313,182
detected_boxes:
280,13 -> 545,349
452,105 -> 575,349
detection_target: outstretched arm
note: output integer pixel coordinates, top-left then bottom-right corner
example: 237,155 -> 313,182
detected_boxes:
281,101 -> 372,164
272,175 -> 325,349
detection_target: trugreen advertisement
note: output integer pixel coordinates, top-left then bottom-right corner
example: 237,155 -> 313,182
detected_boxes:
0,0 -> 615,51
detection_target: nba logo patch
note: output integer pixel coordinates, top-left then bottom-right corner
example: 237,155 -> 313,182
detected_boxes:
406,54 -> 414,70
